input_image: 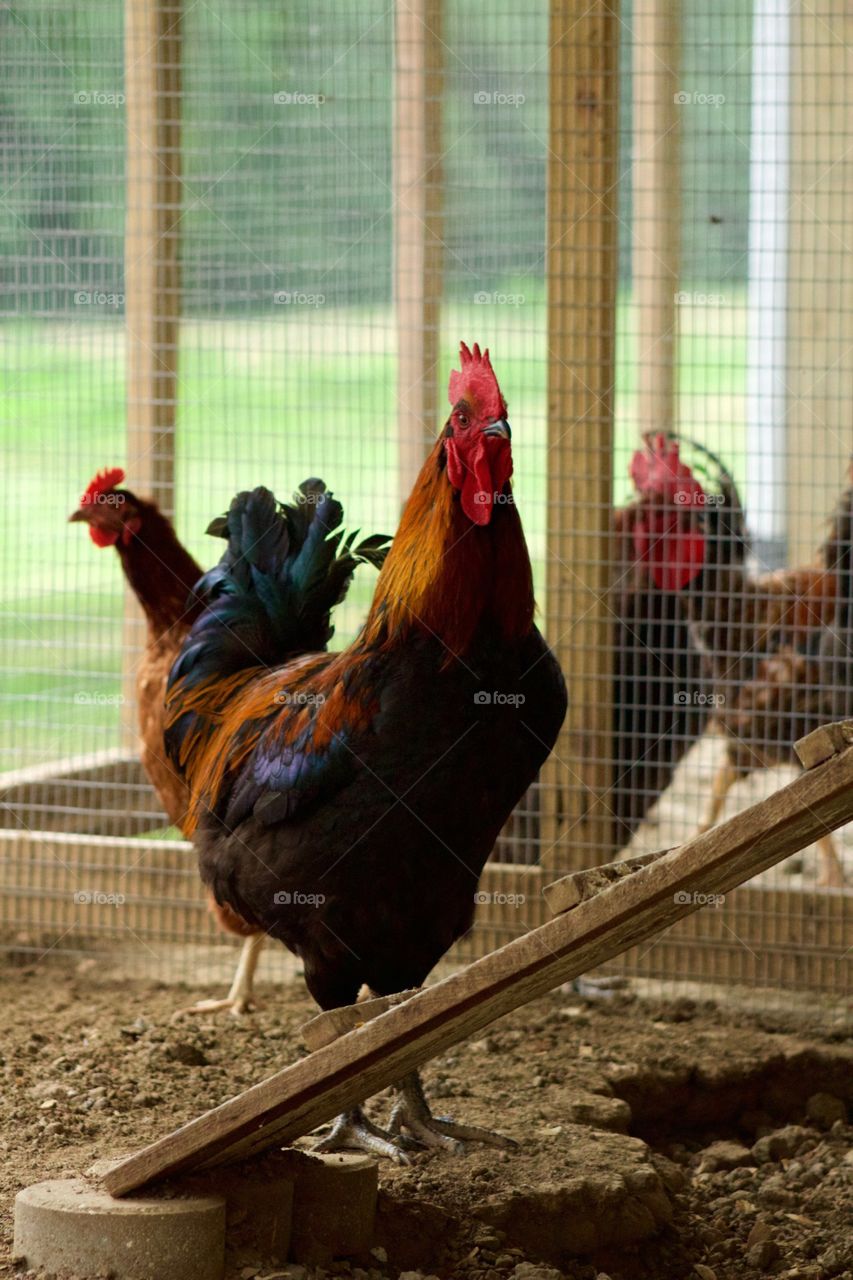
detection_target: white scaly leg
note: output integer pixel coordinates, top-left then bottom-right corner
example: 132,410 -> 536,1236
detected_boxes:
816,834 -> 846,889
171,933 -> 264,1021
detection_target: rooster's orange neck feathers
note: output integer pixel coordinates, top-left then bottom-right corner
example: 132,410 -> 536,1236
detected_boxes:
365,438 -> 534,659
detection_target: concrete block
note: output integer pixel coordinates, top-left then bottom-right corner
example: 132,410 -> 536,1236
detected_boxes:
14,1177 -> 225,1280
278,1149 -> 378,1266
178,1150 -> 294,1262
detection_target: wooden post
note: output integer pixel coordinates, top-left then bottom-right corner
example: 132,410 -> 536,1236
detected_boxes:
121,0 -> 182,739
745,0 -> 790,561
541,0 -> 621,873
394,0 -> 444,506
633,0 -> 680,437
785,6 -> 853,564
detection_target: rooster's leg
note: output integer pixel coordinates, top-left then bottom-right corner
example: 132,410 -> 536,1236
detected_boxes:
697,758 -> 741,833
816,834 -> 846,888
313,1107 -> 412,1165
387,1070 -> 517,1153
171,932 -> 264,1021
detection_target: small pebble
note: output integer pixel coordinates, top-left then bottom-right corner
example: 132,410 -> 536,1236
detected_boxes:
120,1017 -> 151,1039
806,1092 -> 847,1130
511,1266 -> 564,1280
817,1243 -> 852,1276
752,1125 -> 813,1164
747,1220 -> 773,1248
747,1240 -> 780,1269
166,1041 -> 209,1067
698,1140 -> 753,1172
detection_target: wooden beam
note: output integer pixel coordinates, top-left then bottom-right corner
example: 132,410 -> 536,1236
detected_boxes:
301,989 -> 420,1052
786,7 -> 853,563
794,720 -> 853,770
0,751 -> 164,837
745,0 -> 790,554
542,0 -> 621,873
121,0 -> 183,742
101,726 -> 853,1196
0,830 -> 213,945
394,0 -> 444,504
2,838 -> 842,995
616,881 -> 850,993
633,0 -> 680,437
543,848 -> 671,915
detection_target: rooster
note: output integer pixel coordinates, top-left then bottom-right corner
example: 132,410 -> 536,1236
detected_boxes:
165,343 -> 567,1160
610,436 -> 743,843
70,469 -> 384,1013
628,434 -> 844,885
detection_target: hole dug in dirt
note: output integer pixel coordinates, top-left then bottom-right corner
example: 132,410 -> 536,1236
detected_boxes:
372,1019 -> 852,1280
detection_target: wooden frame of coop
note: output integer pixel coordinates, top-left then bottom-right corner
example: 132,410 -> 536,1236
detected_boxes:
0,0 -> 849,996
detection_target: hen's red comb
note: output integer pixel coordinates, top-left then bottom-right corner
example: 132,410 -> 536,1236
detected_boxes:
448,342 -> 506,420
80,467 -> 125,507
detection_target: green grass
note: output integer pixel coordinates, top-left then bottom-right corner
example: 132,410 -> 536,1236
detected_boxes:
0,295 -> 749,771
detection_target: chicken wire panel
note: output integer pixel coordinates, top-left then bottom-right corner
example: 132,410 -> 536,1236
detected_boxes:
0,0 -> 849,1000
0,5 -> 125,778
589,0 -> 851,997
0,0 -> 403,981
0,0 -> 555,985
0,2 -> 149,970
455,0 -> 851,997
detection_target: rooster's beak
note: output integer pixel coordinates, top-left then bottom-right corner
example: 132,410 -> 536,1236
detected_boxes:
483,418 -> 511,440
68,509 -> 89,524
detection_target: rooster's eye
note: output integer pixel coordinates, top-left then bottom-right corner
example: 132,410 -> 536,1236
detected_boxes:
456,412 -> 469,428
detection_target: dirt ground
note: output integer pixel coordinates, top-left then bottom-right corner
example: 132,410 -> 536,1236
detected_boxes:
0,960 -> 849,1280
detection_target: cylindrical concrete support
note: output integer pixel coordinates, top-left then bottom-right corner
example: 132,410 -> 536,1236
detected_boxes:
14,1178 -> 226,1280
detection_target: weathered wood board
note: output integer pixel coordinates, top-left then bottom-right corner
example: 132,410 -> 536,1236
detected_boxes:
542,849 -> 672,915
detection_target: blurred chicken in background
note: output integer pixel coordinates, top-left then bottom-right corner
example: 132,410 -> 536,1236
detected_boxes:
628,435 -> 847,886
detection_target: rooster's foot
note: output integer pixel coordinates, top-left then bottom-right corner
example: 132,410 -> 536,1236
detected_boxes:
171,933 -> 263,1022
313,1107 -> 412,1165
170,993 -> 256,1022
565,974 -> 629,1001
816,836 -> 847,889
388,1070 -> 517,1154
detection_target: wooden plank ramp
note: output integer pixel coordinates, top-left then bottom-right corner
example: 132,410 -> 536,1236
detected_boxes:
102,723 -> 853,1197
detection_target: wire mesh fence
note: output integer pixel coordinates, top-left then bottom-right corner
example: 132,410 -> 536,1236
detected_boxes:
0,0 -> 849,999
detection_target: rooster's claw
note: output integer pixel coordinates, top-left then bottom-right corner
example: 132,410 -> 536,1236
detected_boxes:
388,1070 -> 518,1154
313,1107 -> 412,1164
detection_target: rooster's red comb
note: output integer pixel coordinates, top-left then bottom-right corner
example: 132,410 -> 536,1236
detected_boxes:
448,342 -> 506,421
80,467 -> 125,508
629,434 -> 703,504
